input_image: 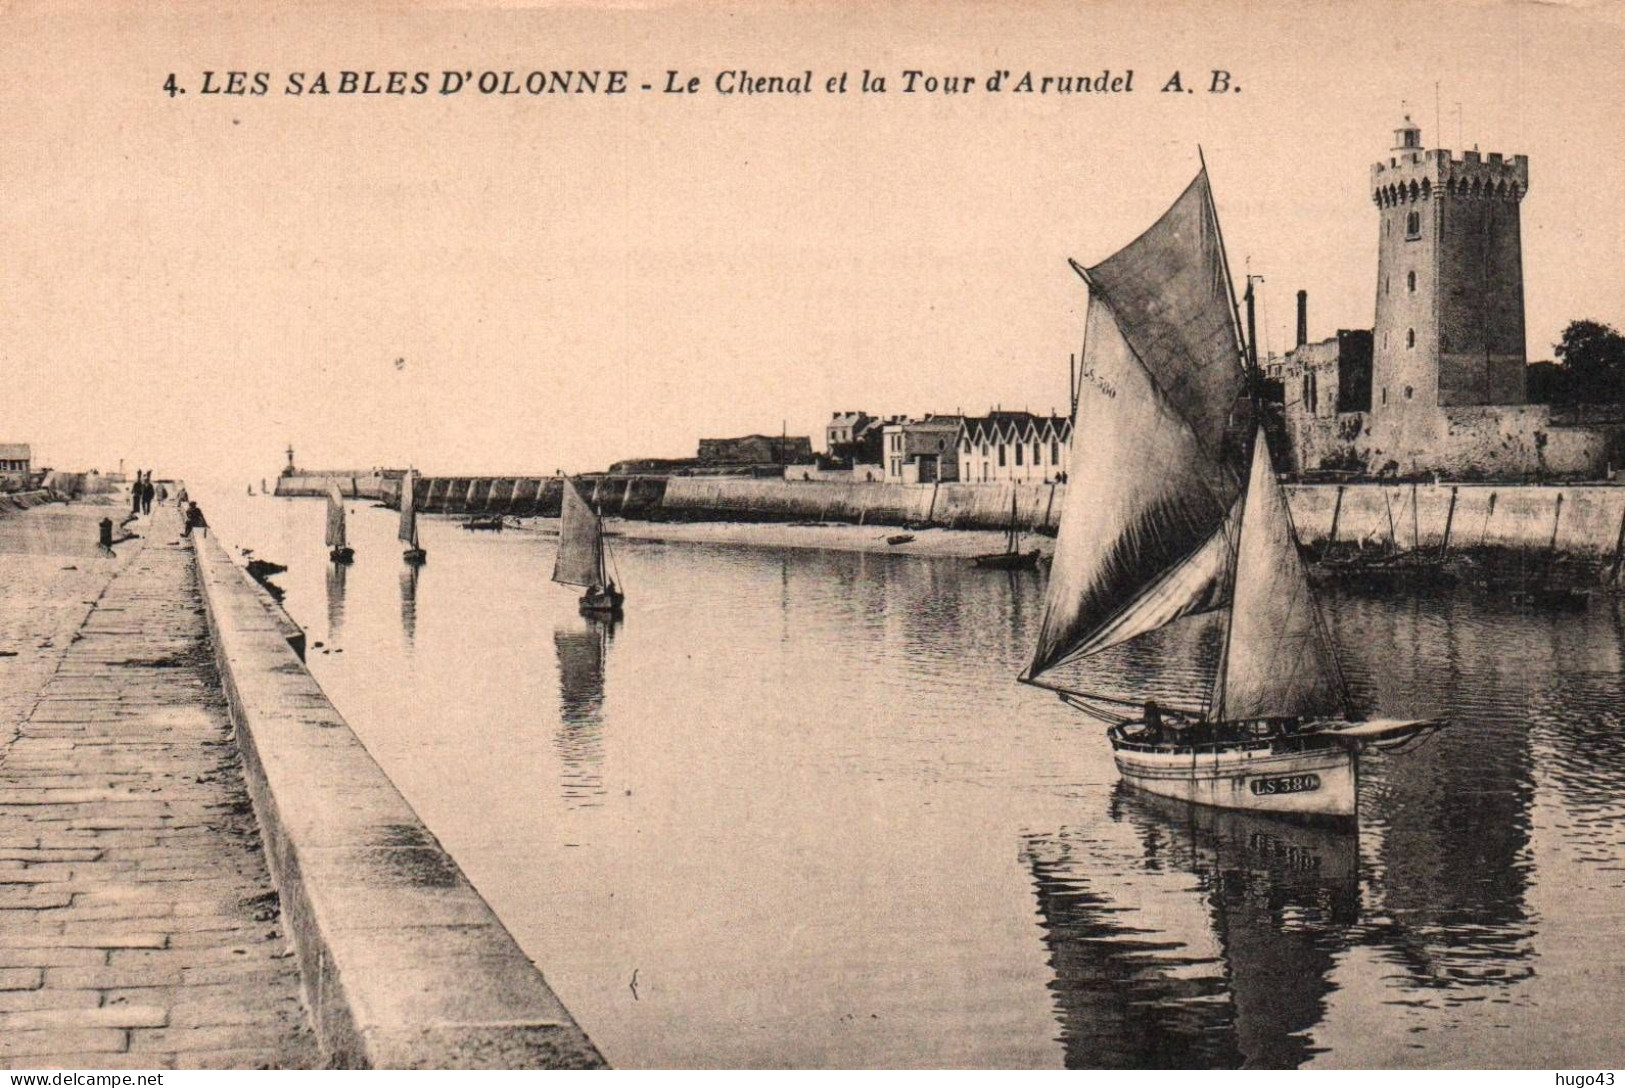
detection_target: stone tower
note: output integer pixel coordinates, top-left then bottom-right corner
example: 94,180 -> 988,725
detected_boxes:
1369,117 -> 1528,460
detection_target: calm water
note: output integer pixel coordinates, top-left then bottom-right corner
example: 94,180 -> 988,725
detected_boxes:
198,485 -> 1625,1069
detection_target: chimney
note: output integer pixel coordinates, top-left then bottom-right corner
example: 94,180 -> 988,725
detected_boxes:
1296,290 -> 1309,349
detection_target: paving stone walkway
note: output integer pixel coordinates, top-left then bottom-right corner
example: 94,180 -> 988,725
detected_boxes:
0,501 -> 317,1069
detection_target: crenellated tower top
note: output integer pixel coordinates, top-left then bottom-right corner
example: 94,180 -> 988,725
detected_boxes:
1371,117 -> 1527,208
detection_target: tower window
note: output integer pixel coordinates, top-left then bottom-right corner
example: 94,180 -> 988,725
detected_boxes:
1407,271 -> 1416,292
1406,211 -> 1421,238
1405,386 -> 1413,399
1382,387 -> 1388,406
1406,328 -> 1415,348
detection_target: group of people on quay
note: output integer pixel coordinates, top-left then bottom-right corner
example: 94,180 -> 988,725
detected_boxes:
126,469 -> 208,536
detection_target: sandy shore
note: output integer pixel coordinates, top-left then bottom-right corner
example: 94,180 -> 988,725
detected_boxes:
483,515 -> 1055,560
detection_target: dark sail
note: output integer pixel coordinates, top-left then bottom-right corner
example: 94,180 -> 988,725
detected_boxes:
1028,169 -> 1248,679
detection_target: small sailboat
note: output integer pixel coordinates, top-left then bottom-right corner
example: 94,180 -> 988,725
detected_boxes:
326,481 -> 355,564
553,476 -> 623,615
973,488 -> 1042,570
400,468 -> 427,565
1021,162 -> 1444,820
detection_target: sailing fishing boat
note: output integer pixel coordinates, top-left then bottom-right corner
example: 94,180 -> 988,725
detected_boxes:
400,468 -> 427,565
326,481 -> 355,564
552,476 -> 623,615
1021,162 -> 1443,820
973,488 -> 1042,570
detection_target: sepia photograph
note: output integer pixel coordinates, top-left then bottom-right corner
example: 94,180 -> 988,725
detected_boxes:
3,0 -> 1625,1075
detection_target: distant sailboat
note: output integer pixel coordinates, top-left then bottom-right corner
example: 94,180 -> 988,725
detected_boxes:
552,477 -> 623,615
400,469 -> 427,565
973,488 -> 1041,570
1021,162 -> 1443,820
327,481 -> 355,564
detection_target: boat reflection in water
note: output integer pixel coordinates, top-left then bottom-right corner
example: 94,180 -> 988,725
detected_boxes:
324,559 -> 348,640
399,563 -> 420,648
553,617 -> 616,809
1022,788 -> 1359,1069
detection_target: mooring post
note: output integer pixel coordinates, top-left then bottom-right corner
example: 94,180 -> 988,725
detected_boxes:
1549,492 -> 1564,555
1328,485 -> 1345,543
1383,486 -> 1398,554
1610,501 -> 1625,585
98,517 -> 113,550
1439,486 -> 1458,558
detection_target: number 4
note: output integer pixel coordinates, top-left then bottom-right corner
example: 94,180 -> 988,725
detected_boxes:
163,73 -> 183,97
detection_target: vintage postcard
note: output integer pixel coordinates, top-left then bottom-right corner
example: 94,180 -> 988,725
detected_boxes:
3,0 -> 1624,1075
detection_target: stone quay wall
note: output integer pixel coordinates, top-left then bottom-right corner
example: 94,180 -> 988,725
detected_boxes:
192,531 -> 605,1069
277,472 -> 1625,561
1285,481 -> 1625,560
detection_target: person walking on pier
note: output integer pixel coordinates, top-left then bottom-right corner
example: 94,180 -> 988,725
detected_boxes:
141,475 -> 154,515
131,471 -> 144,516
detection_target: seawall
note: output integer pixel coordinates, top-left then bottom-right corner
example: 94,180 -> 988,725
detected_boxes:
275,472 -> 1625,561
1286,481 -> 1625,560
191,531 -> 605,1068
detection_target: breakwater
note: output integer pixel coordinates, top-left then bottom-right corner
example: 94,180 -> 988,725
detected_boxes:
274,472 -> 1625,562
193,529 -> 606,1068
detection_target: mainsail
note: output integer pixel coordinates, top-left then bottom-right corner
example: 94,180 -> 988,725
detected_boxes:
325,481 -> 347,549
552,477 -> 603,588
1027,168 -> 1249,680
398,469 -> 419,547
1211,430 -> 1347,722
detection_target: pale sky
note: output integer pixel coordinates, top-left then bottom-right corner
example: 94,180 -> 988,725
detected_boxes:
4,0 -> 1623,481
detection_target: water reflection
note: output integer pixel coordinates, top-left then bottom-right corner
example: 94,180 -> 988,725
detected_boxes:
1023,789 -> 1358,1068
553,617 -> 615,808
188,483 -> 1625,1068
325,559 -> 348,639
1331,589 -> 1537,997
399,562 -> 419,648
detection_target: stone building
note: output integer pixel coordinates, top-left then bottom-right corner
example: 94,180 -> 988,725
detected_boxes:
881,415 -> 963,483
1281,118 -> 1625,479
696,434 -> 814,466
0,443 -> 34,489
956,411 -> 1073,484
825,411 -> 873,451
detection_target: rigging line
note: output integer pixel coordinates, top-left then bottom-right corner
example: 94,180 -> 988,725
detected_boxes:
1209,429 -> 1256,724
1275,463 -> 1357,719
1028,515 -> 1234,678
1198,511 -> 1241,724
1021,674 -> 1209,718
1198,146 -> 1251,374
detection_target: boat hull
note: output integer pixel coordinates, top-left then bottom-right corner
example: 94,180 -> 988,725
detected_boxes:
1111,740 -> 1356,819
579,587 -> 624,616
973,550 -> 1041,571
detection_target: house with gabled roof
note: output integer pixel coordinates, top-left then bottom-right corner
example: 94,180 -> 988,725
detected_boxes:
957,412 -> 1072,483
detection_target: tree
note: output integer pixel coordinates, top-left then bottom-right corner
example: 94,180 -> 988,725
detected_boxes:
1553,319 -> 1625,404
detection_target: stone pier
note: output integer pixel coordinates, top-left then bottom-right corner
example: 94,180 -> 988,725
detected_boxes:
0,501 -> 315,1068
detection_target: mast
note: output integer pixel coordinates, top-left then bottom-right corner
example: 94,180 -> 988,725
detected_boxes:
1009,487 -> 1020,553
1198,146 -> 1250,374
